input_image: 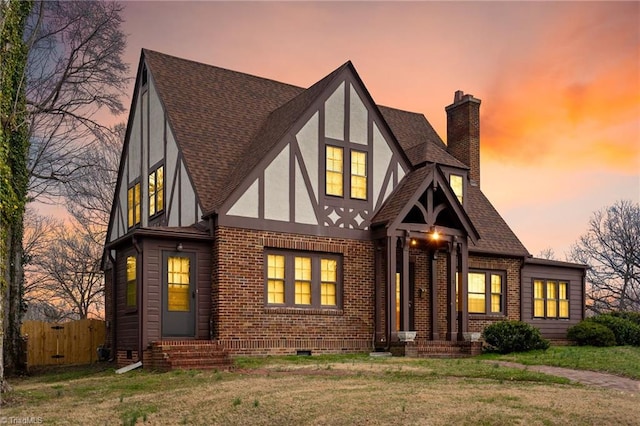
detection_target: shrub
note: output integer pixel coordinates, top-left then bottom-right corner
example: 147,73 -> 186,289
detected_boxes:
609,311 -> 640,327
481,320 -> 550,354
567,321 -> 616,347
589,314 -> 640,346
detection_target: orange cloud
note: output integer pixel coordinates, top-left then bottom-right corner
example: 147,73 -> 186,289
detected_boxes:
481,3 -> 639,174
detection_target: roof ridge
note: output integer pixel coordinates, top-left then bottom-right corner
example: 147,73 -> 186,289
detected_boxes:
142,48 -> 304,91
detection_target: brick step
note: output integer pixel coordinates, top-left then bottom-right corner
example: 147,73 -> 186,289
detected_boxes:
168,358 -> 232,370
150,340 -> 232,371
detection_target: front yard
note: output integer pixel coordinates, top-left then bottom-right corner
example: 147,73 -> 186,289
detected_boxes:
3,347 -> 639,425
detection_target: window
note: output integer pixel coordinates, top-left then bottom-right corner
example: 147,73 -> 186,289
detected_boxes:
534,280 -> 569,318
167,256 -> 190,312
321,258 -> 337,306
326,146 -> 344,196
467,271 -> 504,314
295,257 -> 312,305
449,174 -> 463,204
265,251 -> 341,308
325,145 -> 368,200
351,150 -> 367,200
126,256 -> 136,307
267,254 -> 285,304
127,182 -> 141,228
149,165 -> 164,217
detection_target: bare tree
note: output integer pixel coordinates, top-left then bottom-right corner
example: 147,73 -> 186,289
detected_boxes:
25,0 -> 129,202
29,220 -> 104,319
537,247 -> 557,260
570,200 -> 640,313
64,122 -> 124,240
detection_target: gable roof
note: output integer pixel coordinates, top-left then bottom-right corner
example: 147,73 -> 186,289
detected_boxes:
140,49 -> 528,257
371,164 -> 480,244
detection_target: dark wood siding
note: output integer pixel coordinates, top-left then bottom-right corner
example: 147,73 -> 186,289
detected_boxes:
115,247 -> 139,350
521,262 -> 585,339
141,238 -> 212,347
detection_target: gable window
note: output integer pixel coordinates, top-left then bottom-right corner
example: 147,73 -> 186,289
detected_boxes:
350,150 -> 367,200
467,270 -> 504,315
149,165 -> 164,217
534,280 -> 569,319
126,256 -> 137,307
265,250 -> 342,309
127,182 -> 141,228
450,174 -> 463,204
326,145 -> 344,196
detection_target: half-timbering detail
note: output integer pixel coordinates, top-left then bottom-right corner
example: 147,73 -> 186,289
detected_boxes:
102,50 -> 587,369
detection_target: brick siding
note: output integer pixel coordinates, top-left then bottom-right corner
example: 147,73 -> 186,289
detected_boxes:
213,226 -> 376,356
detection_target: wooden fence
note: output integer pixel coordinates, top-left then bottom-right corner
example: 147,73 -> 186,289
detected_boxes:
21,319 -> 106,367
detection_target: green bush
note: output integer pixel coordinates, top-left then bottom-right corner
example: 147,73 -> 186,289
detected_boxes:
589,314 -> 640,346
567,321 -> 616,347
609,311 -> 640,327
481,320 -> 550,354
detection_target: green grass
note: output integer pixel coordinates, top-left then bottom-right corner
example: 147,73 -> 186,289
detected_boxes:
478,345 -> 640,379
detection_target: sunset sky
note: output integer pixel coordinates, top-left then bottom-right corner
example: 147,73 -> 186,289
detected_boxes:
116,1 -> 639,259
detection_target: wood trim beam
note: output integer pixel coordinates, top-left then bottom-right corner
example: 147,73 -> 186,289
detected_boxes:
447,242 -> 458,341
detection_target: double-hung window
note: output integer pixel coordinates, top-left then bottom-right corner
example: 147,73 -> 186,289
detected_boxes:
534,280 -> 569,318
325,145 -> 368,200
149,165 -> 164,217
467,270 -> 505,315
266,251 -> 341,309
126,256 -> 137,308
449,174 -> 463,204
127,182 -> 141,228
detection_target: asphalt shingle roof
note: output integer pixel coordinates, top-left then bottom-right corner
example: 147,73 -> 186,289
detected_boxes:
142,49 -> 529,257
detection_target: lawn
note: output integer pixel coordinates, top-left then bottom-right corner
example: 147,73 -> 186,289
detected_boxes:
3,349 -> 639,425
479,345 -> 640,379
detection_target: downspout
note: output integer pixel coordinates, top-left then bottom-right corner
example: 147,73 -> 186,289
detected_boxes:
133,237 -> 143,364
108,251 -> 117,362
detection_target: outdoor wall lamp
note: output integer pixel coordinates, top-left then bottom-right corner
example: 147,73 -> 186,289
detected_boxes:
176,242 -> 183,252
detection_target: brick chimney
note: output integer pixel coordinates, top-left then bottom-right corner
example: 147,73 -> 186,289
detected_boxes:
445,90 -> 481,186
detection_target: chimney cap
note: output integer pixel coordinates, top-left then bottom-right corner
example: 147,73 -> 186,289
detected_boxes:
446,90 -> 481,110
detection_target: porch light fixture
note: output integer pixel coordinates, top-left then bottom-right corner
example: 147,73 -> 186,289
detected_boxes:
429,226 -> 440,241
176,242 -> 183,252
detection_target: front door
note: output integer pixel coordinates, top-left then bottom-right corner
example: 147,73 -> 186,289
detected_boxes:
162,251 -> 196,337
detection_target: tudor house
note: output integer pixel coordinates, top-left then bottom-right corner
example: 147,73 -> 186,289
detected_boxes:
103,49 -> 587,368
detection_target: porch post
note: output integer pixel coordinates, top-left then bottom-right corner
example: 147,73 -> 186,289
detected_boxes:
402,235 -> 410,331
387,236 -> 397,341
458,239 -> 469,340
447,241 -> 458,341
430,251 -> 439,340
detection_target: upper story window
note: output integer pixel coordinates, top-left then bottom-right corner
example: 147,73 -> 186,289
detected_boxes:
127,182 -> 141,228
126,256 -> 137,308
325,145 -> 368,200
149,165 -> 164,217
350,150 -> 367,200
450,174 -> 463,204
326,146 -> 344,197
266,250 -> 341,309
534,280 -> 569,319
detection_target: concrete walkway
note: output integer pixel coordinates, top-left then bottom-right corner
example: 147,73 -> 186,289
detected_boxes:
491,361 -> 640,393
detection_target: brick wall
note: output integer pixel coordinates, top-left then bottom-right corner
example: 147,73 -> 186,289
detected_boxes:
445,92 -> 481,186
467,255 -> 522,333
213,226 -> 375,355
